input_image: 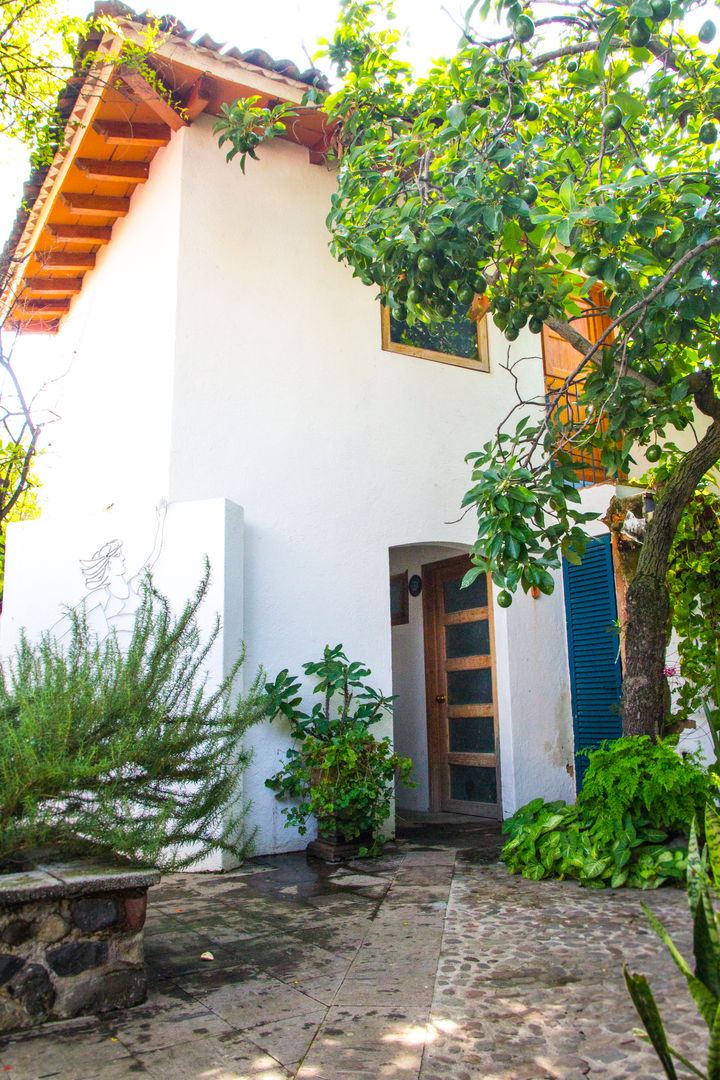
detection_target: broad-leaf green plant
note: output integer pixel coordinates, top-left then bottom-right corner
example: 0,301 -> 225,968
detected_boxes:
265,644 -> 414,855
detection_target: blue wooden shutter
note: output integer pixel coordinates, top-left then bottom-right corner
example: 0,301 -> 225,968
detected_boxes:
562,534 -> 623,792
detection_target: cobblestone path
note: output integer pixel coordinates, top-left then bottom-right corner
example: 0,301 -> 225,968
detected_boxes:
0,825 -> 703,1079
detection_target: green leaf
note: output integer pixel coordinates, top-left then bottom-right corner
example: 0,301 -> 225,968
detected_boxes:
706,804 -> 720,882
559,176 -> 576,211
709,1002 -> 720,1080
623,968 -> 679,1079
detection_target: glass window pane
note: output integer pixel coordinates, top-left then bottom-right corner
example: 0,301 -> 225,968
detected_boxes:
450,764 -> 497,804
447,667 -> 493,706
443,573 -> 487,613
449,717 -> 495,754
445,620 -> 490,659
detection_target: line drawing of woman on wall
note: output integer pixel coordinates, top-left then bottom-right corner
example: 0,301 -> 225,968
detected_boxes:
56,500 -> 168,644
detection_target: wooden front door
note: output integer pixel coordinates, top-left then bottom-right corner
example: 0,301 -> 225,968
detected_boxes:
422,554 -> 501,817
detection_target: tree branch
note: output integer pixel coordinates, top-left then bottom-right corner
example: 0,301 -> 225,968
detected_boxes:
687,370 -> 720,422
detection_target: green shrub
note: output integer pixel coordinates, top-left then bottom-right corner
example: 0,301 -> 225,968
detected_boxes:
501,736 -> 710,889
0,567 -> 266,869
579,736 -> 709,835
265,644 -> 414,855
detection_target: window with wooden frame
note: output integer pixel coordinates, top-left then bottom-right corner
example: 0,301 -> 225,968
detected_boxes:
541,288 -> 614,487
382,296 -> 490,372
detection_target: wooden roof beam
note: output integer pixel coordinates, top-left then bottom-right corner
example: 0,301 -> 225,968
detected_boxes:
116,67 -> 188,131
7,318 -> 60,334
46,224 -> 113,243
15,299 -> 72,316
93,120 -> 172,146
36,251 -> 97,270
74,158 -> 150,182
24,277 -> 83,296
60,193 -> 130,217
183,74 -> 215,121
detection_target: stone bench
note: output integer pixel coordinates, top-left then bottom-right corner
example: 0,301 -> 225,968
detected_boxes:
0,849 -> 160,1034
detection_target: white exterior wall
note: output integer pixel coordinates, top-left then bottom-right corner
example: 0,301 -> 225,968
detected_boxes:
36,130 -> 185,519
1,113 -> 579,860
168,117 -> 575,851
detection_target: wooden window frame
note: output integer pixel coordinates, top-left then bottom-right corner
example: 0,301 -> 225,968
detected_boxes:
381,296 -> 490,373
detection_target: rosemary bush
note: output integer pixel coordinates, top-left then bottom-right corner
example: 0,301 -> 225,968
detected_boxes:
0,567 -> 266,868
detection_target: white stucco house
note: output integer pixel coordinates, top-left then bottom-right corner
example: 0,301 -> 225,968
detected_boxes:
0,5 -> 660,864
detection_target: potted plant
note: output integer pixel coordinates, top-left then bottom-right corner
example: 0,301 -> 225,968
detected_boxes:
265,644 -> 414,860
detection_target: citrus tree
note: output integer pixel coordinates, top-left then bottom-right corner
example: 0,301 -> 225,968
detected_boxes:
310,0 -> 720,739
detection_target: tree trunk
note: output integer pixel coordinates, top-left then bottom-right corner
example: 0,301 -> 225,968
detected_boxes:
622,416 -> 720,736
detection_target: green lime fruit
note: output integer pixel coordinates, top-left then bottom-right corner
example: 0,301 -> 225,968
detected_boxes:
394,280 -> 409,301
505,325 -> 520,341
418,254 -> 435,274
495,294 -> 511,314
477,92 -> 491,107
513,14 -> 535,42
436,299 -> 454,319
419,229 -> 436,253
390,304 -> 407,321
496,590 -> 513,608
535,300 -> 550,319
645,444 -> 662,462
650,0 -> 672,20
582,253 -> 603,277
601,104 -> 623,130
629,18 -> 652,46
699,19 -> 717,44
699,121 -> 718,144
614,267 -> 632,290
457,284 -> 475,305
473,275 -> 488,294
566,59 -> 578,72
653,231 -> 676,258
524,101 -> 540,121
512,311 -> 529,328
520,182 -> 538,205
528,315 -> 544,334
407,287 -> 423,306
493,313 -> 508,331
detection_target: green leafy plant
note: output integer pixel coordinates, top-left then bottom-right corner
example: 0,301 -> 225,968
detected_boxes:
214,96 -> 297,173
0,566 -> 266,869
265,644 -> 414,855
501,737 -> 709,888
624,803 -> 720,1078
579,736 -> 709,835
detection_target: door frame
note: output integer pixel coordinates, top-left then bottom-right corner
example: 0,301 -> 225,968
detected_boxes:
421,553 -> 502,818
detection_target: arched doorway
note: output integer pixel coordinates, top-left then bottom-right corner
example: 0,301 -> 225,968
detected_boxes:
389,543 -> 501,819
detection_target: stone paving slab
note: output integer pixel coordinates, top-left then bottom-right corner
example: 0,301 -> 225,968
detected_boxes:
0,823 -> 707,1080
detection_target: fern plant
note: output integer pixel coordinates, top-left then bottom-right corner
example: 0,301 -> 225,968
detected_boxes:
579,736 -> 709,835
0,566 -> 266,868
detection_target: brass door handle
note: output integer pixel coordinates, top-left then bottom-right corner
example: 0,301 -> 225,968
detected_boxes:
436,695 -> 446,703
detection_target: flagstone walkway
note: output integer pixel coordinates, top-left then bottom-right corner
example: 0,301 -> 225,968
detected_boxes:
0,820 -> 703,1080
